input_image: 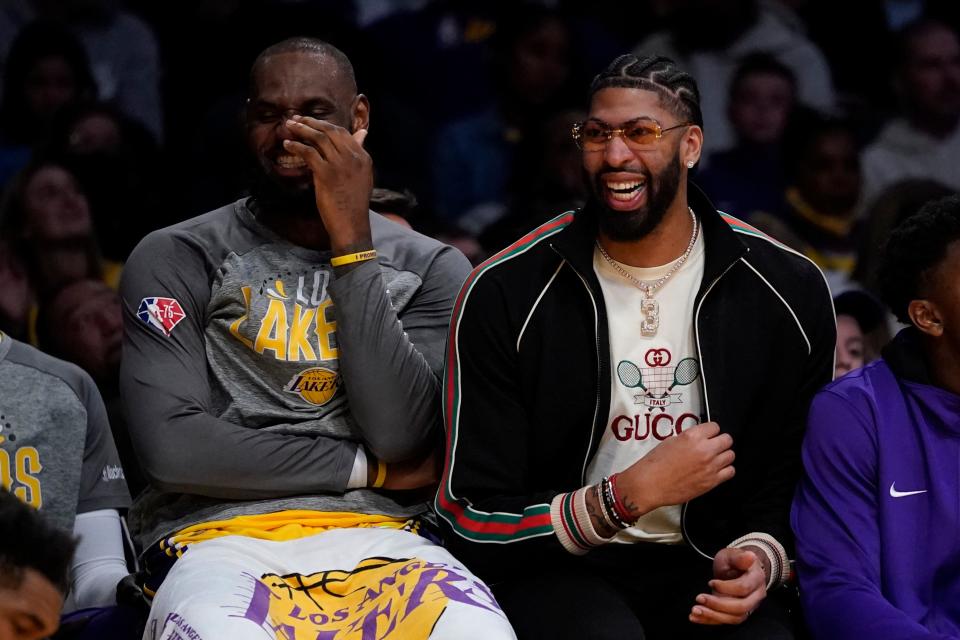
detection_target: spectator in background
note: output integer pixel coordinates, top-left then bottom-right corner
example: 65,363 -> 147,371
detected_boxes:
0,242 -> 31,342
833,289 -> 888,378
362,0 -> 503,202
0,330 -> 130,614
0,156 -> 120,307
0,489 -> 76,640
0,0 -> 163,142
479,107 -> 587,254
862,19 -> 960,204
792,195 -> 960,639
369,187 -> 417,229
853,179 -> 956,295
48,102 -> 164,261
752,112 -> 862,291
433,4 -> 573,234
0,21 -> 95,187
697,53 -> 797,217
36,278 -> 145,498
634,0 -> 833,161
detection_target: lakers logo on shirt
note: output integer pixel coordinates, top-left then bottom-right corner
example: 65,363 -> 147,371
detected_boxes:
0,414 -> 42,507
284,367 -> 340,406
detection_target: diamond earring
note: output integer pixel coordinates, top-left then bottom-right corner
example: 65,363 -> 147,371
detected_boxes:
687,160 -> 695,168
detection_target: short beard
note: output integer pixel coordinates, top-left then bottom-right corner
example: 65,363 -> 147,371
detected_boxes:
591,154 -> 683,242
248,166 -> 317,219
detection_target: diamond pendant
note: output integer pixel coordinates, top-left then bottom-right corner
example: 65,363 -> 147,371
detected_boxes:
640,297 -> 659,337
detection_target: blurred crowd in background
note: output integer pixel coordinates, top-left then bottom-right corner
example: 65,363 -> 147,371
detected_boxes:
0,0 -> 958,436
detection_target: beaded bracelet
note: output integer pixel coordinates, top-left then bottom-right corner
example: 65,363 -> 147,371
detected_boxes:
600,477 -> 631,529
608,474 -> 635,524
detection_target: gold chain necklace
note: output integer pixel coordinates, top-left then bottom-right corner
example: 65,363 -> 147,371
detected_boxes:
596,207 -> 699,337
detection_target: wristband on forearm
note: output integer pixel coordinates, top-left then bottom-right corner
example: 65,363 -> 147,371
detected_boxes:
550,487 -> 614,555
729,532 -> 790,590
331,249 -> 377,267
371,460 -> 387,488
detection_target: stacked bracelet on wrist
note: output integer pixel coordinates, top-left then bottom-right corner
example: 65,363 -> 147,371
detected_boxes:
598,476 -> 632,530
330,249 -> 377,267
550,476 -> 638,556
609,474 -> 635,524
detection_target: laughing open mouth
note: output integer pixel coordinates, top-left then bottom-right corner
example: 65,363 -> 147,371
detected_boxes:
605,179 -> 646,202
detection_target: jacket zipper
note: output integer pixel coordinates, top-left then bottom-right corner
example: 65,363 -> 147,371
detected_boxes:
550,247 -> 604,483
683,258 -> 741,560
571,266 -> 603,483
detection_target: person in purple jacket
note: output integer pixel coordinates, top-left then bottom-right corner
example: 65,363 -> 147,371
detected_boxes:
792,193 -> 960,639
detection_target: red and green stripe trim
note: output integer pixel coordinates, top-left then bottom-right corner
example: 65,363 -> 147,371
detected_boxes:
435,211 -> 575,542
561,491 -> 590,550
721,213 -> 785,246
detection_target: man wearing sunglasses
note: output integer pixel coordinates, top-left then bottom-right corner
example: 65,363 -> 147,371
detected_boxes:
437,54 -> 835,639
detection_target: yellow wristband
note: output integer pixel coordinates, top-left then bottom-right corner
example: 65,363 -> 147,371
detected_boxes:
372,461 -> 387,489
331,249 -> 377,267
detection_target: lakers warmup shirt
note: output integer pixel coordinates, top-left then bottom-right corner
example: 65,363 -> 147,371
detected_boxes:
120,198 -> 471,548
0,333 -> 130,531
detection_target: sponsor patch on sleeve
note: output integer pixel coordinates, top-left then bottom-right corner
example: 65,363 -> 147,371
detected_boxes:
137,297 -> 186,337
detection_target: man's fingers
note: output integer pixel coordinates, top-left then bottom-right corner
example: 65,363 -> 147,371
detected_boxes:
709,570 -> 763,597
292,116 -> 353,152
715,449 -> 736,469
282,139 -> 324,170
286,120 -> 338,158
732,549 -> 758,572
708,432 -> 734,452
690,590 -> 764,626
717,465 -> 736,483
690,604 -> 749,626
691,421 -> 720,438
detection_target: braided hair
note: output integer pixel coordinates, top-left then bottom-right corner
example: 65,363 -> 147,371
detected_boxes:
590,54 -> 703,129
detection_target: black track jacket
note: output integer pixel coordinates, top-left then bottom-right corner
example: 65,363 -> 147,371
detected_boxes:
435,185 -> 836,583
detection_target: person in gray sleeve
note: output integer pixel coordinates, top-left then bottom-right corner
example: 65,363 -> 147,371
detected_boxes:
0,332 -> 130,614
119,37 -> 516,639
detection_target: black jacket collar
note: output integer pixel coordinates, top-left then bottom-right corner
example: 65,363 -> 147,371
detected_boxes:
548,182 -> 748,291
883,327 -> 934,386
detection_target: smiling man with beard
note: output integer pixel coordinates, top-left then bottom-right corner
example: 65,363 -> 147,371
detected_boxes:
437,54 -> 835,639
118,38 -> 515,639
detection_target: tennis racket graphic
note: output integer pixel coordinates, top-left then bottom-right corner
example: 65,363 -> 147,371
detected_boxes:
616,360 -> 647,391
667,357 -> 700,390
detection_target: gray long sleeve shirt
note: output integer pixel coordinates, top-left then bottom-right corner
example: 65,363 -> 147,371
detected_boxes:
0,334 -> 130,532
119,198 -> 471,548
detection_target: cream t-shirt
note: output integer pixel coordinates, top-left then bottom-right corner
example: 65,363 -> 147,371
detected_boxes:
587,231 -> 706,543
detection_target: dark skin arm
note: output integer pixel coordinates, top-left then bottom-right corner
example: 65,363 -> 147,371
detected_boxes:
580,422 -> 770,624
282,114 -> 374,256
283,115 -> 438,490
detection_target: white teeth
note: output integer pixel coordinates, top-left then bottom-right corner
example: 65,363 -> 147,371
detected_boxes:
605,180 -> 644,191
611,190 -> 642,201
605,179 -> 645,201
276,155 -> 306,169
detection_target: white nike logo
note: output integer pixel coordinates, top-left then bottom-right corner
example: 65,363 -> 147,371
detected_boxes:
889,482 -> 927,498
